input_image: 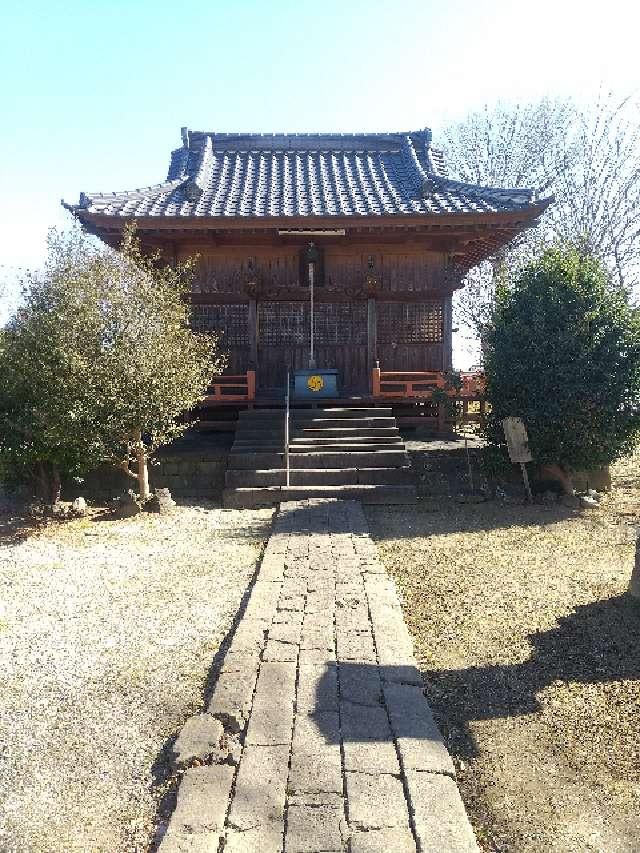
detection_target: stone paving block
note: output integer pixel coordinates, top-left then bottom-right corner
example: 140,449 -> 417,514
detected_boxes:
220,648 -> 261,674
335,602 -> 370,632
259,562 -> 286,582
300,624 -> 335,651
305,591 -> 335,613
303,611 -> 334,630
268,621 -> 302,645
406,772 -> 479,852
375,636 -> 416,668
228,744 -> 289,830
263,638 -> 299,662
158,832 -> 220,853
306,571 -> 334,592
338,662 -> 383,706
224,823 -> 284,853
288,743 -> 343,795
272,609 -> 304,626
340,701 -> 392,742
343,739 -> 400,774
244,583 -> 282,620
159,765 -> 234,851
171,714 -> 225,769
299,646 -> 336,667
285,797 -> 347,852
207,668 -> 257,732
336,630 -> 377,663
281,578 -> 308,597
297,663 -> 339,712
278,594 -> 306,612
228,619 -> 269,652
345,772 -> 411,831
379,661 -> 423,686
293,710 -> 340,751
383,683 -> 454,776
246,662 -> 296,745
349,827 -> 417,853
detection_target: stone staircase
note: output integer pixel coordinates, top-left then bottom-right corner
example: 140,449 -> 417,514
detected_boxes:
223,407 -> 417,508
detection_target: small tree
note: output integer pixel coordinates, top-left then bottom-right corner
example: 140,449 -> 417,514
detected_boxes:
483,246 -> 640,488
0,226 -> 223,504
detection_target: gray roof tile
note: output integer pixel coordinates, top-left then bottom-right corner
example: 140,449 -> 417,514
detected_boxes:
71,129 -> 540,219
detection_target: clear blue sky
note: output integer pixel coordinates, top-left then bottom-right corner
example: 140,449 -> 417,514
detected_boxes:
1,0 -> 639,361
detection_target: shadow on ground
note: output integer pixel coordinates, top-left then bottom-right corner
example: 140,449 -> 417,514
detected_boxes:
420,593 -> 640,759
366,499 -> 577,539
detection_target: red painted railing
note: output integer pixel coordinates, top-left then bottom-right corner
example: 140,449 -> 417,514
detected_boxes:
372,369 -> 484,399
203,370 -> 256,403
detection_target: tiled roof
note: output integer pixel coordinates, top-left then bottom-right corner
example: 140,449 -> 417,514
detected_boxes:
69,129 -> 541,220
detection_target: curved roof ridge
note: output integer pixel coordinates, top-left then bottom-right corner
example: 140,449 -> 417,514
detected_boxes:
65,127 -> 550,219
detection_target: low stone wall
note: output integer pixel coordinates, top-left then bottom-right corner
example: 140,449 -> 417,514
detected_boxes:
61,434 -> 233,503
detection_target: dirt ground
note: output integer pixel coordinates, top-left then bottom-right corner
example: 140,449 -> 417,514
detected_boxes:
0,503 -> 272,853
366,452 -> 640,853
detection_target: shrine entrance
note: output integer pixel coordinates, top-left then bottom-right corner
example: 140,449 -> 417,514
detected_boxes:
256,301 -> 368,393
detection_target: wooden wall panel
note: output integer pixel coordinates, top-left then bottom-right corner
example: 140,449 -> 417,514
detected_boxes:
377,343 -> 445,372
191,303 -> 250,373
186,244 -> 450,296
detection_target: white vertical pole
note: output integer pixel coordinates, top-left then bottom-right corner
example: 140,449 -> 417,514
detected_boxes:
309,261 -> 315,369
285,369 -> 290,488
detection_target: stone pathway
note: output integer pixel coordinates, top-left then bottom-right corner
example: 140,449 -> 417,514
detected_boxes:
159,499 -> 479,853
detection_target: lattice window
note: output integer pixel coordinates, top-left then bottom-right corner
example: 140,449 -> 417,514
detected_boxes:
191,304 -> 249,345
315,303 -> 367,345
258,302 -> 367,345
377,302 -> 444,343
259,302 -> 307,345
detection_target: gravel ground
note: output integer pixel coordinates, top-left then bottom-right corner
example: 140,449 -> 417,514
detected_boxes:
366,452 -> 640,853
0,503 -> 273,853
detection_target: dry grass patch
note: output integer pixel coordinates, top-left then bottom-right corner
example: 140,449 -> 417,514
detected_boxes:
366,452 -> 640,853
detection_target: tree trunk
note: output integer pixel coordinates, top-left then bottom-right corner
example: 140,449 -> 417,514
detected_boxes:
134,429 -> 150,501
629,536 -> 640,600
49,465 -> 61,507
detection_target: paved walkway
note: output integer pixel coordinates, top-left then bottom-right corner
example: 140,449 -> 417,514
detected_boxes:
159,499 -> 478,853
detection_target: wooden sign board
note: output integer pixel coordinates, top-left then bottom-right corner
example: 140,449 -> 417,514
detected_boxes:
502,417 -> 533,464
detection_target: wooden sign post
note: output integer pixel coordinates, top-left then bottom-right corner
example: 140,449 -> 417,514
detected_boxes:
502,417 -> 533,501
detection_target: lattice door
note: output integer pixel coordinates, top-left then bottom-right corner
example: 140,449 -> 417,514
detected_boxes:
257,301 -> 368,390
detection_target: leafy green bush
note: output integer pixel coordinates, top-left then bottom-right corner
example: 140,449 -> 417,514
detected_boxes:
483,246 -> 640,480
0,226 -> 223,504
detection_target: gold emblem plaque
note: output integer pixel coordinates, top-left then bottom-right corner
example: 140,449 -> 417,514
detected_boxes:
307,375 -> 324,392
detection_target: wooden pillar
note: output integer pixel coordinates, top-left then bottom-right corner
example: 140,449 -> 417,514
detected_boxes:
248,298 -> 258,373
443,295 -> 453,372
367,297 -> 377,393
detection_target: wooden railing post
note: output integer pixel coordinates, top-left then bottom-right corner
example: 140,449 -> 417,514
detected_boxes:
247,369 -> 256,401
372,367 -> 381,397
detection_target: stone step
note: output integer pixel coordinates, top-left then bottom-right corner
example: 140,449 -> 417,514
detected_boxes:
227,450 -> 410,469
225,467 -> 414,487
235,426 -> 400,438
238,417 -> 398,429
288,442 -> 404,452
222,484 -> 417,508
238,407 -> 393,419
289,435 -> 403,445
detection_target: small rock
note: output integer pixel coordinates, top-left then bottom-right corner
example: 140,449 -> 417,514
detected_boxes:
144,488 -> 177,515
50,502 -> 70,519
71,497 -> 88,517
587,489 -> 603,503
114,489 -> 142,518
171,713 -> 226,769
580,495 -> 599,509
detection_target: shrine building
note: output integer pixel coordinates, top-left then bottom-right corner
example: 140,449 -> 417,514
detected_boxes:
67,128 -> 548,427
